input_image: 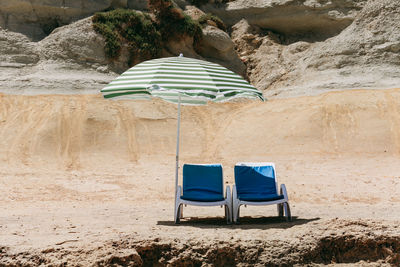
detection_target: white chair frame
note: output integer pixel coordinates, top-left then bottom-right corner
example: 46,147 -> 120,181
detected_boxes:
232,162 -> 291,223
174,164 -> 232,224
175,185 -> 232,224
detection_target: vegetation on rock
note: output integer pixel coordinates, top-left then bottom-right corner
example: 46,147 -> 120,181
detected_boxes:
148,0 -> 202,43
92,9 -> 161,63
93,1 -> 204,64
198,13 -> 226,31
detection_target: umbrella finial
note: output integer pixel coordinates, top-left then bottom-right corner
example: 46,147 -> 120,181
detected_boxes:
179,53 -> 183,57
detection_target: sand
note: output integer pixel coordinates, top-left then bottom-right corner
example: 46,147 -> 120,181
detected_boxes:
1,89 -> 400,266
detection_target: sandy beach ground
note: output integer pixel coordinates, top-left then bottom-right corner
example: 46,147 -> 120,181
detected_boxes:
1,89 -> 400,266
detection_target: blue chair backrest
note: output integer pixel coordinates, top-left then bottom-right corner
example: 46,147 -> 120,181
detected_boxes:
183,164 -> 223,200
234,164 -> 277,198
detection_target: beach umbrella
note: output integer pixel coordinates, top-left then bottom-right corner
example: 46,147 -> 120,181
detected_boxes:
100,54 -> 264,218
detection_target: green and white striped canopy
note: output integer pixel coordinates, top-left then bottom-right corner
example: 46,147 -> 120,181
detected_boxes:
101,55 -> 264,105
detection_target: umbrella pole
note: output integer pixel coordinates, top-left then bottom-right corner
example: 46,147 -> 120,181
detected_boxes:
174,94 -> 181,219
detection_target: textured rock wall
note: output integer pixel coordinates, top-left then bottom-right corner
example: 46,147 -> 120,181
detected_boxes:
0,19 -> 115,94
0,13 -> 245,93
0,2 -> 248,94
203,0 -> 367,40
0,0 -> 399,97
232,0 -> 400,98
0,0 -> 148,41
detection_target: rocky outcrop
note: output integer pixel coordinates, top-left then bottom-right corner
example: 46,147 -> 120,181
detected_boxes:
0,0 -> 148,41
203,0 -> 367,41
0,29 -> 39,68
0,19 -> 115,94
0,11 -> 246,94
3,222 -> 400,266
232,0 -> 400,98
162,34 -> 200,59
0,0 -> 399,97
197,25 -> 246,76
183,5 -> 246,76
36,12 -> 245,75
39,18 -> 108,68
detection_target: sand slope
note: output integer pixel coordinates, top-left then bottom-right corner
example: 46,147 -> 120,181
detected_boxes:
1,88 -> 400,168
1,89 -> 400,265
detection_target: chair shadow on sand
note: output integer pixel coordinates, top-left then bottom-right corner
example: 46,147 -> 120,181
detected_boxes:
157,216 -> 319,230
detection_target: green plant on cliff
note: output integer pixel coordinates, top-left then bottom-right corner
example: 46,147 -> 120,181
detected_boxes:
93,3 -> 204,62
92,9 -> 161,61
148,0 -> 202,43
198,13 -> 226,31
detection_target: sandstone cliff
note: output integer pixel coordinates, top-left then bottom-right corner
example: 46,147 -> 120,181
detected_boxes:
231,0 -> 400,98
0,0 -> 399,97
0,0 -> 148,41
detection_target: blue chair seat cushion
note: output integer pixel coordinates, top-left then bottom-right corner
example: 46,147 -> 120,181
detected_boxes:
181,188 -> 225,202
238,193 -> 284,202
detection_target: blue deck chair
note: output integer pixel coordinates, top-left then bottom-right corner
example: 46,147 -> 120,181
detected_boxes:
232,162 -> 291,223
175,164 -> 232,224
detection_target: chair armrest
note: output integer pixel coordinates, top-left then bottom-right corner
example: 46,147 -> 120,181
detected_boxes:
176,185 -> 182,197
280,184 -> 289,201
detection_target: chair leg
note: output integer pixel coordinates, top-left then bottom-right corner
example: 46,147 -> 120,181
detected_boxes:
225,201 -> 232,225
283,202 -> 292,222
278,203 -> 284,217
225,205 -> 229,224
233,200 -> 240,224
225,185 -> 232,224
175,203 -> 182,224
180,204 -> 183,219
174,186 -> 182,224
236,205 -> 240,224
228,204 -> 232,224
226,203 -> 233,224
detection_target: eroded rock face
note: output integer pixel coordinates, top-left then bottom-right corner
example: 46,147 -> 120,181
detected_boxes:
0,0 -> 136,41
0,29 -> 39,68
163,34 -> 200,59
1,219 -> 400,266
197,25 -> 246,76
0,12 -> 247,94
0,0 -> 399,97
182,5 -> 246,76
39,18 -> 108,67
232,0 -> 400,98
203,0 -> 367,41
0,18 -> 116,94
